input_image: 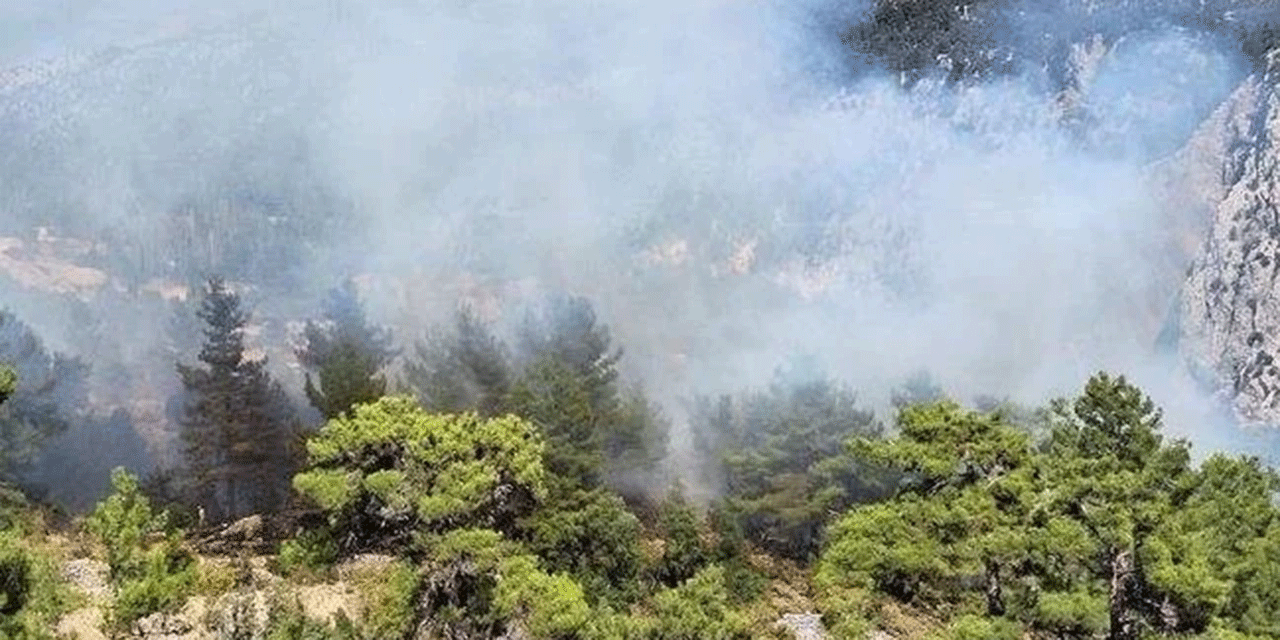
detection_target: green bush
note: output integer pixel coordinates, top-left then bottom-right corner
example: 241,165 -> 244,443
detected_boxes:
276,528 -> 338,581
263,589 -> 358,640
86,468 -> 169,580
493,554 -> 591,638
651,486 -> 708,588
293,397 -> 547,554
648,565 -> 750,640
719,559 -> 768,607
0,530 -> 78,639
412,528 -> 598,639
87,467 -> 195,631
0,539 -> 30,616
706,502 -> 766,606
350,559 -> 419,640
522,486 -> 643,607
0,483 -> 32,533
924,614 -> 1021,640
584,609 -> 651,640
112,541 -> 196,630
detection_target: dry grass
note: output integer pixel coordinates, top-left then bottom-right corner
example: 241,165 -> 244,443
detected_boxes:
875,598 -> 944,640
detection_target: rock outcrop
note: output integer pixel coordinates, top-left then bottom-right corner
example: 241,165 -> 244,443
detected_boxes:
1179,49 -> 1280,424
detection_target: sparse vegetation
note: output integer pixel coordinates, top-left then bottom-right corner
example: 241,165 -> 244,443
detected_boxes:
0,527 -> 78,639
276,527 -> 338,582
86,467 -> 196,631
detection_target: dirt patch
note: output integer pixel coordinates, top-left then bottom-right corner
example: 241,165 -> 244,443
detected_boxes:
0,235 -> 107,295
297,582 -> 362,626
56,607 -> 107,640
777,612 -> 828,640
334,553 -> 398,582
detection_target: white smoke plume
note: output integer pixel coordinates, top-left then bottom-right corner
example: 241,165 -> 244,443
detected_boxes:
0,0 -> 1275,487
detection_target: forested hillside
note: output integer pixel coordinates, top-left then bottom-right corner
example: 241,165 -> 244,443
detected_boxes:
0,277 -> 1276,639
2,0 -> 1280,638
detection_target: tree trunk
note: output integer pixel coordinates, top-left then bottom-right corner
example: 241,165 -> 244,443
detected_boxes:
1108,548 -> 1137,640
1157,595 -> 1180,633
984,559 -> 1005,616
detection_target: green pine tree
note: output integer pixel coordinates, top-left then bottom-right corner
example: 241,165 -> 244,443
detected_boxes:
0,311 -> 89,482
1046,373 -> 1196,640
693,364 -> 886,561
177,277 -> 297,522
403,305 -> 510,416
297,279 -> 397,420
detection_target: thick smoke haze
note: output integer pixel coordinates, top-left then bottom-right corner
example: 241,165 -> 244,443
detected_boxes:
0,0 -> 1275,492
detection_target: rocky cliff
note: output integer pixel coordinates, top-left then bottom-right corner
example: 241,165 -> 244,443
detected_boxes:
1179,49 -> 1280,425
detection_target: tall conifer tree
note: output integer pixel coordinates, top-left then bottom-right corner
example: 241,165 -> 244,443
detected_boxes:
177,277 -> 295,522
296,279 -> 397,420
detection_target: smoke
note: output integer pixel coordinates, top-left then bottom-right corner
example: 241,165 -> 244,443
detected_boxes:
0,0 -> 1274,495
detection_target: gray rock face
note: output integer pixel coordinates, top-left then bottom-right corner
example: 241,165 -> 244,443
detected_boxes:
61,558 -> 111,603
776,613 -> 829,640
1180,50 -> 1280,424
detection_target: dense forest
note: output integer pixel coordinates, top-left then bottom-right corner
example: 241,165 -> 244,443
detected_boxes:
1,0 -> 1280,638
0,275 -> 1278,639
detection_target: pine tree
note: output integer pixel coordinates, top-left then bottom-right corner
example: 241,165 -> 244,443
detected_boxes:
296,279 -> 397,420
692,363 -> 886,561
653,484 -> 709,587
403,305 -> 510,416
516,296 -> 621,417
1046,373 -> 1195,640
177,277 -> 296,522
404,295 -> 664,491
0,311 -> 89,482
510,296 -> 660,489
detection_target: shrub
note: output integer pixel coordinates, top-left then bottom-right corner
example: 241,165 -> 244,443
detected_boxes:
648,565 -> 751,640
925,614 -> 1021,640
0,530 -> 78,639
651,486 -> 707,588
111,542 -> 195,630
86,467 -> 195,631
522,487 -> 643,607
85,468 -> 167,581
262,589 -> 359,640
276,528 -> 338,582
192,559 -> 239,598
293,397 -> 546,555
350,559 -> 419,640
493,554 -> 591,638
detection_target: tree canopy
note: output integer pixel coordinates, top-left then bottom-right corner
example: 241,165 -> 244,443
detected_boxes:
293,395 -> 547,554
0,310 -> 88,482
0,366 -> 14,407
817,372 -> 1280,640
177,277 -> 297,522
297,278 -> 398,421
404,296 -> 666,495
691,366 -> 888,561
